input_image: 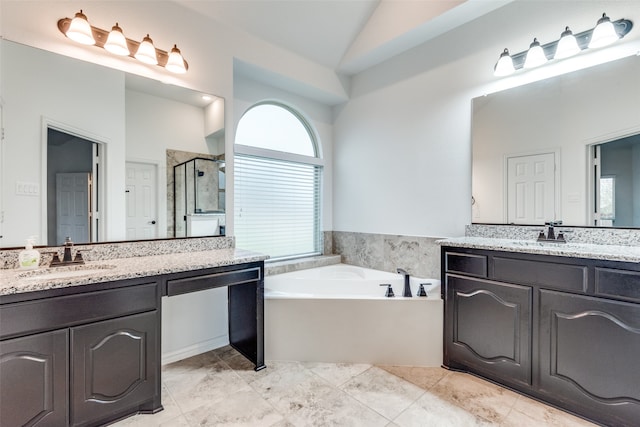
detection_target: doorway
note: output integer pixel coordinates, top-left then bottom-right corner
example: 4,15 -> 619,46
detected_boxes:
47,128 -> 101,245
506,152 -> 557,224
591,133 -> 640,227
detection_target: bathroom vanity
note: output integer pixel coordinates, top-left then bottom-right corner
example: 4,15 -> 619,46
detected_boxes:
0,248 -> 266,427
440,238 -> 640,427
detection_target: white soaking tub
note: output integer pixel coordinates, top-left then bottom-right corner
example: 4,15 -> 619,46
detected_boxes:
264,264 -> 443,366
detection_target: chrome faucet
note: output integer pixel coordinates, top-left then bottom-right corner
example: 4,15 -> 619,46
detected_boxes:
50,237 -> 85,267
396,268 -> 412,297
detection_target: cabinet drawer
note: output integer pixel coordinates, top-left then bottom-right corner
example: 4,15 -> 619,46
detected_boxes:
493,257 -> 587,293
595,268 -> 640,303
167,267 -> 261,296
445,252 -> 487,277
0,282 -> 159,340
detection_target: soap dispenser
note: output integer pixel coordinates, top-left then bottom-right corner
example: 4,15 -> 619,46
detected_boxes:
19,237 -> 40,270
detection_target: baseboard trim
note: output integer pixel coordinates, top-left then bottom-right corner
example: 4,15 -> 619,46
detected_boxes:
161,335 -> 229,365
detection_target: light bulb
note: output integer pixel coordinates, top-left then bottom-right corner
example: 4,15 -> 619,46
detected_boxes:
135,34 -> 158,65
165,44 -> 187,74
66,10 -> 95,45
589,13 -> 619,49
104,23 -> 129,56
494,48 -> 515,76
524,38 -> 547,69
555,27 -> 581,59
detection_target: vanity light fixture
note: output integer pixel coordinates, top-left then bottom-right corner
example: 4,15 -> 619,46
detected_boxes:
494,13 -> 632,76
589,13 -> 619,48
58,11 -> 188,73
554,27 -> 581,59
134,34 -> 158,65
65,10 -> 95,45
103,23 -> 129,56
523,38 -> 547,68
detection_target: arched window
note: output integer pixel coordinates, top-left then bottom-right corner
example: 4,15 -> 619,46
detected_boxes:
234,102 -> 322,260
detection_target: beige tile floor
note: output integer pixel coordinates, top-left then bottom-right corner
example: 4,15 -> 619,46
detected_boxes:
112,346 -> 596,427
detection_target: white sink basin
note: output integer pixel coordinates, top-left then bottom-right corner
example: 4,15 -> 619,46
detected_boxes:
18,264 -> 117,280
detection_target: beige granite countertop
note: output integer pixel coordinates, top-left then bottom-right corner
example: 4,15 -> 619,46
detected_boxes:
438,237 -> 640,263
0,248 -> 268,296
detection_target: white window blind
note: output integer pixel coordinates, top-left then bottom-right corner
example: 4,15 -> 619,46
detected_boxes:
235,154 -> 322,260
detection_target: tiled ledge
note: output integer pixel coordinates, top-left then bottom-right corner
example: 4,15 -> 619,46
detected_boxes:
265,255 -> 342,276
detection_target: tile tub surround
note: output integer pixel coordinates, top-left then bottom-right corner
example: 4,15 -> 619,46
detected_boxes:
111,345 -> 595,427
467,223 -> 640,246
0,247 -> 267,296
332,231 -> 442,279
438,236 -> 640,263
0,236 -> 235,270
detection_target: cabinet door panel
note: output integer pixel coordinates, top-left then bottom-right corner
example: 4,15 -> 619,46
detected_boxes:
539,290 -> 640,425
0,330 -> 68,427
71,311 -> 158,427
446,275 -> 532,386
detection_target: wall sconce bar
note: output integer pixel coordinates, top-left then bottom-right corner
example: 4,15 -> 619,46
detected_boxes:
495,16 -> 633,76
57,17 -> 189,72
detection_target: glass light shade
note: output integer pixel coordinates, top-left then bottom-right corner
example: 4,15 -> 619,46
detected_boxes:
66,10 -> 95,45
494,48 -> 515,76
555,27 -> 581,59
523,38 -> 547,69
104,23 -> 129,56
165,45 -> 187,74
589,13 -> 619,48
135,34 -> 158,65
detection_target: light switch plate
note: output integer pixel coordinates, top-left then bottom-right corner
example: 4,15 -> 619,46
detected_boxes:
15,181 -> 40,196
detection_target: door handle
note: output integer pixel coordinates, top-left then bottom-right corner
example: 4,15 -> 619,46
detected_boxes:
148,220 -> 156,225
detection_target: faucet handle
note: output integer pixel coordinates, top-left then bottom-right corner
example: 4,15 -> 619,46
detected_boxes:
380,284 -> 395,297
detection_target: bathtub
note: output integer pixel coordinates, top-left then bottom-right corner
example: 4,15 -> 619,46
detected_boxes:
264,264 -> 443,366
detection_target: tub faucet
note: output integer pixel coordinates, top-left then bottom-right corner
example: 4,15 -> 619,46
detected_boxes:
397,268 -> 412,297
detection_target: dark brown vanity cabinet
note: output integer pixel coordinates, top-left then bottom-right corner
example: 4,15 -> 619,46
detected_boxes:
445,274 -> 532,389
442,246 -> 640,427
0,279 -> 162,427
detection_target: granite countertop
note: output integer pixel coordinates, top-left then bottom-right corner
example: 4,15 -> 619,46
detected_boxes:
0,248 -> 269,296
438,237 -> 640,263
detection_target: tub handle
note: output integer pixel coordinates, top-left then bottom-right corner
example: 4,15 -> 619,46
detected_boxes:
380,284 -> 395,297
418,283 -> 429,297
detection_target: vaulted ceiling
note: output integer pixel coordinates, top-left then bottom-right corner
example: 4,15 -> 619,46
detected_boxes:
176,0 -> 514,75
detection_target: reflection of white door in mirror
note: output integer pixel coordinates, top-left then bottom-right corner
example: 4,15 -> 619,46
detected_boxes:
56,173 -> 90,245
507,152 -> 556,224
125,162 -> 158,240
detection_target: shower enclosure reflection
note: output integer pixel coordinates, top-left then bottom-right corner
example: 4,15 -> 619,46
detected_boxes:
174,157 -> 225,237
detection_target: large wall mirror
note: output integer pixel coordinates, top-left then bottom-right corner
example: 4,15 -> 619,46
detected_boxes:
472,54 -> 640,228
0,40 -> 225,248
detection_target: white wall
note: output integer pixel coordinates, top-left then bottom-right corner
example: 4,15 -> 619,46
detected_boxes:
333,0 -> 640,238
1,41 -> 126,246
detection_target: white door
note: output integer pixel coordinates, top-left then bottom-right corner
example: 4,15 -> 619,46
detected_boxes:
507,153 -> 556,224
56,173 -> 90,245
125,162 -> 158,240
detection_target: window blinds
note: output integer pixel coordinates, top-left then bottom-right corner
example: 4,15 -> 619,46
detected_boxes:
235,154 -> 322,260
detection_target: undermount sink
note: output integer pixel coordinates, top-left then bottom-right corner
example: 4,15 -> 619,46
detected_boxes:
18,264 -> 117,280
509,240 -> 570,247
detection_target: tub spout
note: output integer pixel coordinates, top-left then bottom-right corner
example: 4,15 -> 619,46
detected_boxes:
397,268 -> 412,297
